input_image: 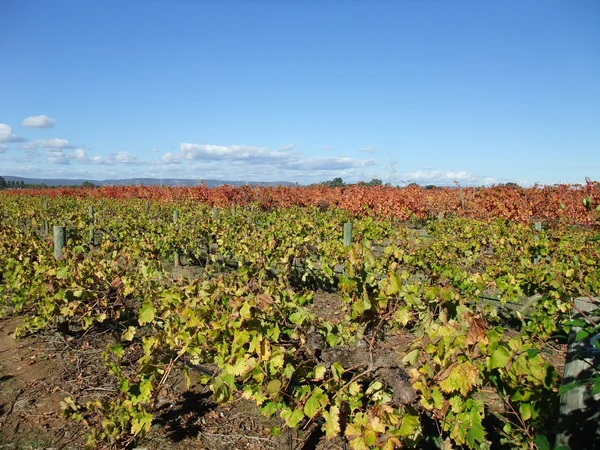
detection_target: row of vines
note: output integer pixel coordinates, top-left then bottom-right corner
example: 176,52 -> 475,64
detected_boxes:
3,180 -> 600,224
0,189 -> 599,449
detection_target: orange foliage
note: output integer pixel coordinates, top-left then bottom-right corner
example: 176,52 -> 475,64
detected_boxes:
6,181 -> 600,225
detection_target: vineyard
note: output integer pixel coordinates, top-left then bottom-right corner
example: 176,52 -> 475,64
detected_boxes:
0,183 -> 599,449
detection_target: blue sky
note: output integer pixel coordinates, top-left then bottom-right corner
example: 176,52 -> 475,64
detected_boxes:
1,0 -> 599,186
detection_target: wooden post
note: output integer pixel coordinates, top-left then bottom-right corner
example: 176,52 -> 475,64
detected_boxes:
213,207 -> 218,220
53,226 -> 67,259
438,211 -> 445,221
173,209 -> 179,266
43,200 -> 48,211
343,223 -> 352,247
44,220 -> 49,235
145,201 -> 150,214
231,204 -> 236,217
533,221 -> 541,265
556,297 -> 600,448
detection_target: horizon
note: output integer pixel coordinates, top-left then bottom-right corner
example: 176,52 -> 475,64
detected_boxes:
1,1 -> 599,187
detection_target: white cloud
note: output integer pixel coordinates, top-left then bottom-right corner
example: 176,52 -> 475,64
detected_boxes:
360,145 -> 375,154
402,169 -> 496,186
280,144 -> 295,151
286,156 -> 375,171
157,142 -> 376,180
322,146 -> 334,151
22,138 -> 72,150
46,148 -> 88,165
113,152 -> 137,163
0,143 -> 6,153
20,115 -> 55,128
89,156 -> 104,164
84,152 -> 139,165
0,124 -> 24,143
179,143 -> 289,163
159,152 -> 181,164
151,148 -> 158,153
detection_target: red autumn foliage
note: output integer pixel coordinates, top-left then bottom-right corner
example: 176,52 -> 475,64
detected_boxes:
4,181 -> 599,225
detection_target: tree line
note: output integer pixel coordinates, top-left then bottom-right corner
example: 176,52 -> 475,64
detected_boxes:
0,176 -> 98,189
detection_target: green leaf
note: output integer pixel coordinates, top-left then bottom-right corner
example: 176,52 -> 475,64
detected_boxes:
563,319 -> 586,328
402,349 -> 420,366
331,362 -> 344,381
139,378 -> 153,402
558,381 -> 579,396
398,413 -> 419,438
349,381 -> 361,396
490,345 -> 511,369
261,402 -> 279,417
122,326 -> 136,341
519,402 -> 532,421
269,353 -> 285,373
130,409 -> 153,436
467,423 -> 485,447
431,387 -> 444,409
239,302 -> 252,319
534,435 -> 550,450
365,381 -> 383,396
109,344 -> 124,359
289,311 -> 305,325
283,363 -> 295,378
313,365 -> 327,381
282,408 -> 304,427
395,308 -> 411,327
575,329 -> 591,342
386,272 -> 402,295
304,388 -> 325,419
266,379 -> 281,395
138,300 -> 156,325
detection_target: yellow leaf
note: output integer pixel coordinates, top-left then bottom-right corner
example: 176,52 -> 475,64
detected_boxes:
439,362 -> 479,396
323,405 -> 340,437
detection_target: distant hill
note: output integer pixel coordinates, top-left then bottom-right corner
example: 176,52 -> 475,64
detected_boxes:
0,176 -> 296,188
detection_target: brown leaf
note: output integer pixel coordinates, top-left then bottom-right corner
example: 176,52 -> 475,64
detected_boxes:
466,317 -> 488,346
110,276 -> 122,289
255,294 -> 274,311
